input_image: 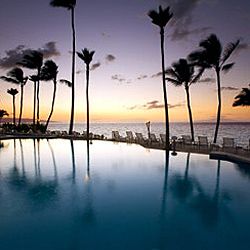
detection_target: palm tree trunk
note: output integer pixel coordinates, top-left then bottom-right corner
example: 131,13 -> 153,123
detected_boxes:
213,68 -> 221,143
33,81 -> 37,130
185,85 -> 195,142
69,7 -> 76,135
18,85 -> 24,126
45,80 -> 57,130
86,64 -> 90,142
37,68 -> 41,126
160,27 -> 170,150
13,95 -> 16,126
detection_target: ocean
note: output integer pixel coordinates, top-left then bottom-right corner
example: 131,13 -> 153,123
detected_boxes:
48,122 -> 250,146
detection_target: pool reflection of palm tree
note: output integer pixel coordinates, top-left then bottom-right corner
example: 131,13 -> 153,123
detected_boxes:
47,139 -> 58,180
8,139 -> 28,189
82,140 -> 95,224
171,153 -> 194,201
70,139 -> 76,182
191,160 -> 221,228
28,139 -> 58,208
158,151 -> 170,249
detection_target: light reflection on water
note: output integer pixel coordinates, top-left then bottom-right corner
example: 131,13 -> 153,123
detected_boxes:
0,139 -> 250,250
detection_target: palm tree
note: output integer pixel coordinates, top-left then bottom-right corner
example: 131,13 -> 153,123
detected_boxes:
77,48 -> 95,142
233,86 -> 250,107
7,88 -> 19,125
40,60 -> 59,130
166,59 -> 204,141
50,0 -> 76,135
148,5 -> 173,149
189,34 -> 240,143
18,50 -> 43,125
0,109 -> 9,124
29,75 -> 39,129
1,68 -> 28,126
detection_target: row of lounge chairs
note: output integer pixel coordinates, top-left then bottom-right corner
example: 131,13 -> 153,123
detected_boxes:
111,131 -> 250,151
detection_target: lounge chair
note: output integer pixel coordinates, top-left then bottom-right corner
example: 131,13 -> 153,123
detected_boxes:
126,131 -> 134,143
135,132 -> 146,144
149,133 -> 159,146
222,137 -> 235,148
112,131 -> 124,142
160,134 -> 166,146
182,135 -> 192,145
198,136 -> 209,147
222,137 -> 236,152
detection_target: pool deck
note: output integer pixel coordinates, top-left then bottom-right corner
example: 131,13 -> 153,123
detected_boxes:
0,133 -> 250,165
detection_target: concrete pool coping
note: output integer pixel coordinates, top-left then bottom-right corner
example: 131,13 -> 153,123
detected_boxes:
1,134 -> 250,165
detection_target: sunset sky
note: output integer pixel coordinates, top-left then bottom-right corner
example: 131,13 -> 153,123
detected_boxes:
0,0 -> 249,124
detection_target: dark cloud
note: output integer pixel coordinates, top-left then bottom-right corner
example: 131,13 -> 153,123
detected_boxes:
221,86 -> 239,91
106,54 -> 116,62
151,72 -> 162,78
0,42 -> 60,69
146,100 -> 184,110
76,70 -> 83,75
137,74 -> 148,80
101,32 -> 110,38
235,43 -> 250,55
171,26 -> 211,41
127,100 -> 184,110
198,77 -> 215,83
38,41 -> 60,59
160,0 -> 211,41
111,74 -> 127,83
90,62 -> 101,71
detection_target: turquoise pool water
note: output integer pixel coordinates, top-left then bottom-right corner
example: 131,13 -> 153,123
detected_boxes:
0,139 -> 250,250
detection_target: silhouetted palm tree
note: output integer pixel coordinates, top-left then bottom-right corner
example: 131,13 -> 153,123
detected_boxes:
18,50 -> 43,125
77,48 -> 95,142
148,5 -> 173,149
40,60 -> 59,130
233,86 -> 250,107
1,68 -> 28,126
7,88 -> 18,125
166,59 -> 203,141
0,109 -> 9,124
50,0 -> 76,135
29,75 -> 39,129
189,34 -> 240,143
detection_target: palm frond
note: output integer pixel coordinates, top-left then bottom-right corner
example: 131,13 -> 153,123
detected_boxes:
165,68 -> 180,81
7,88 -> 19,96
190,67 -> 205,84
77,48 -> 95,65
0,109 -> 9,118
148,5 -> 173,28
18,50 -> 43,69
7,67 -> 24,83
222,62 -> 235,74
59,79 -> 72,87
50,0 -> 76,9
41,60 -> 58,81
221,39 -> 240,66
233,87 -> 250,107
166,77 -> 182,86
0,76 -> 19,84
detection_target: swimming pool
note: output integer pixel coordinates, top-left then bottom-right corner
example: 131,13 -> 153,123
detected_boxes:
0,139 -> 250,250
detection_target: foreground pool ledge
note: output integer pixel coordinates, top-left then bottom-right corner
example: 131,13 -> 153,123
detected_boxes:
210,151 -> 250,165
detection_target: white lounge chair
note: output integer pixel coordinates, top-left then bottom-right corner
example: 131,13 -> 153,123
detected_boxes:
112,131 -> 120,141
198,136 -> 209,147
135,132 -> 146,144
160,134 -> 166,145
222,137 -> 235,149
126,131 -> 134,143
182,135 -> 192,145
